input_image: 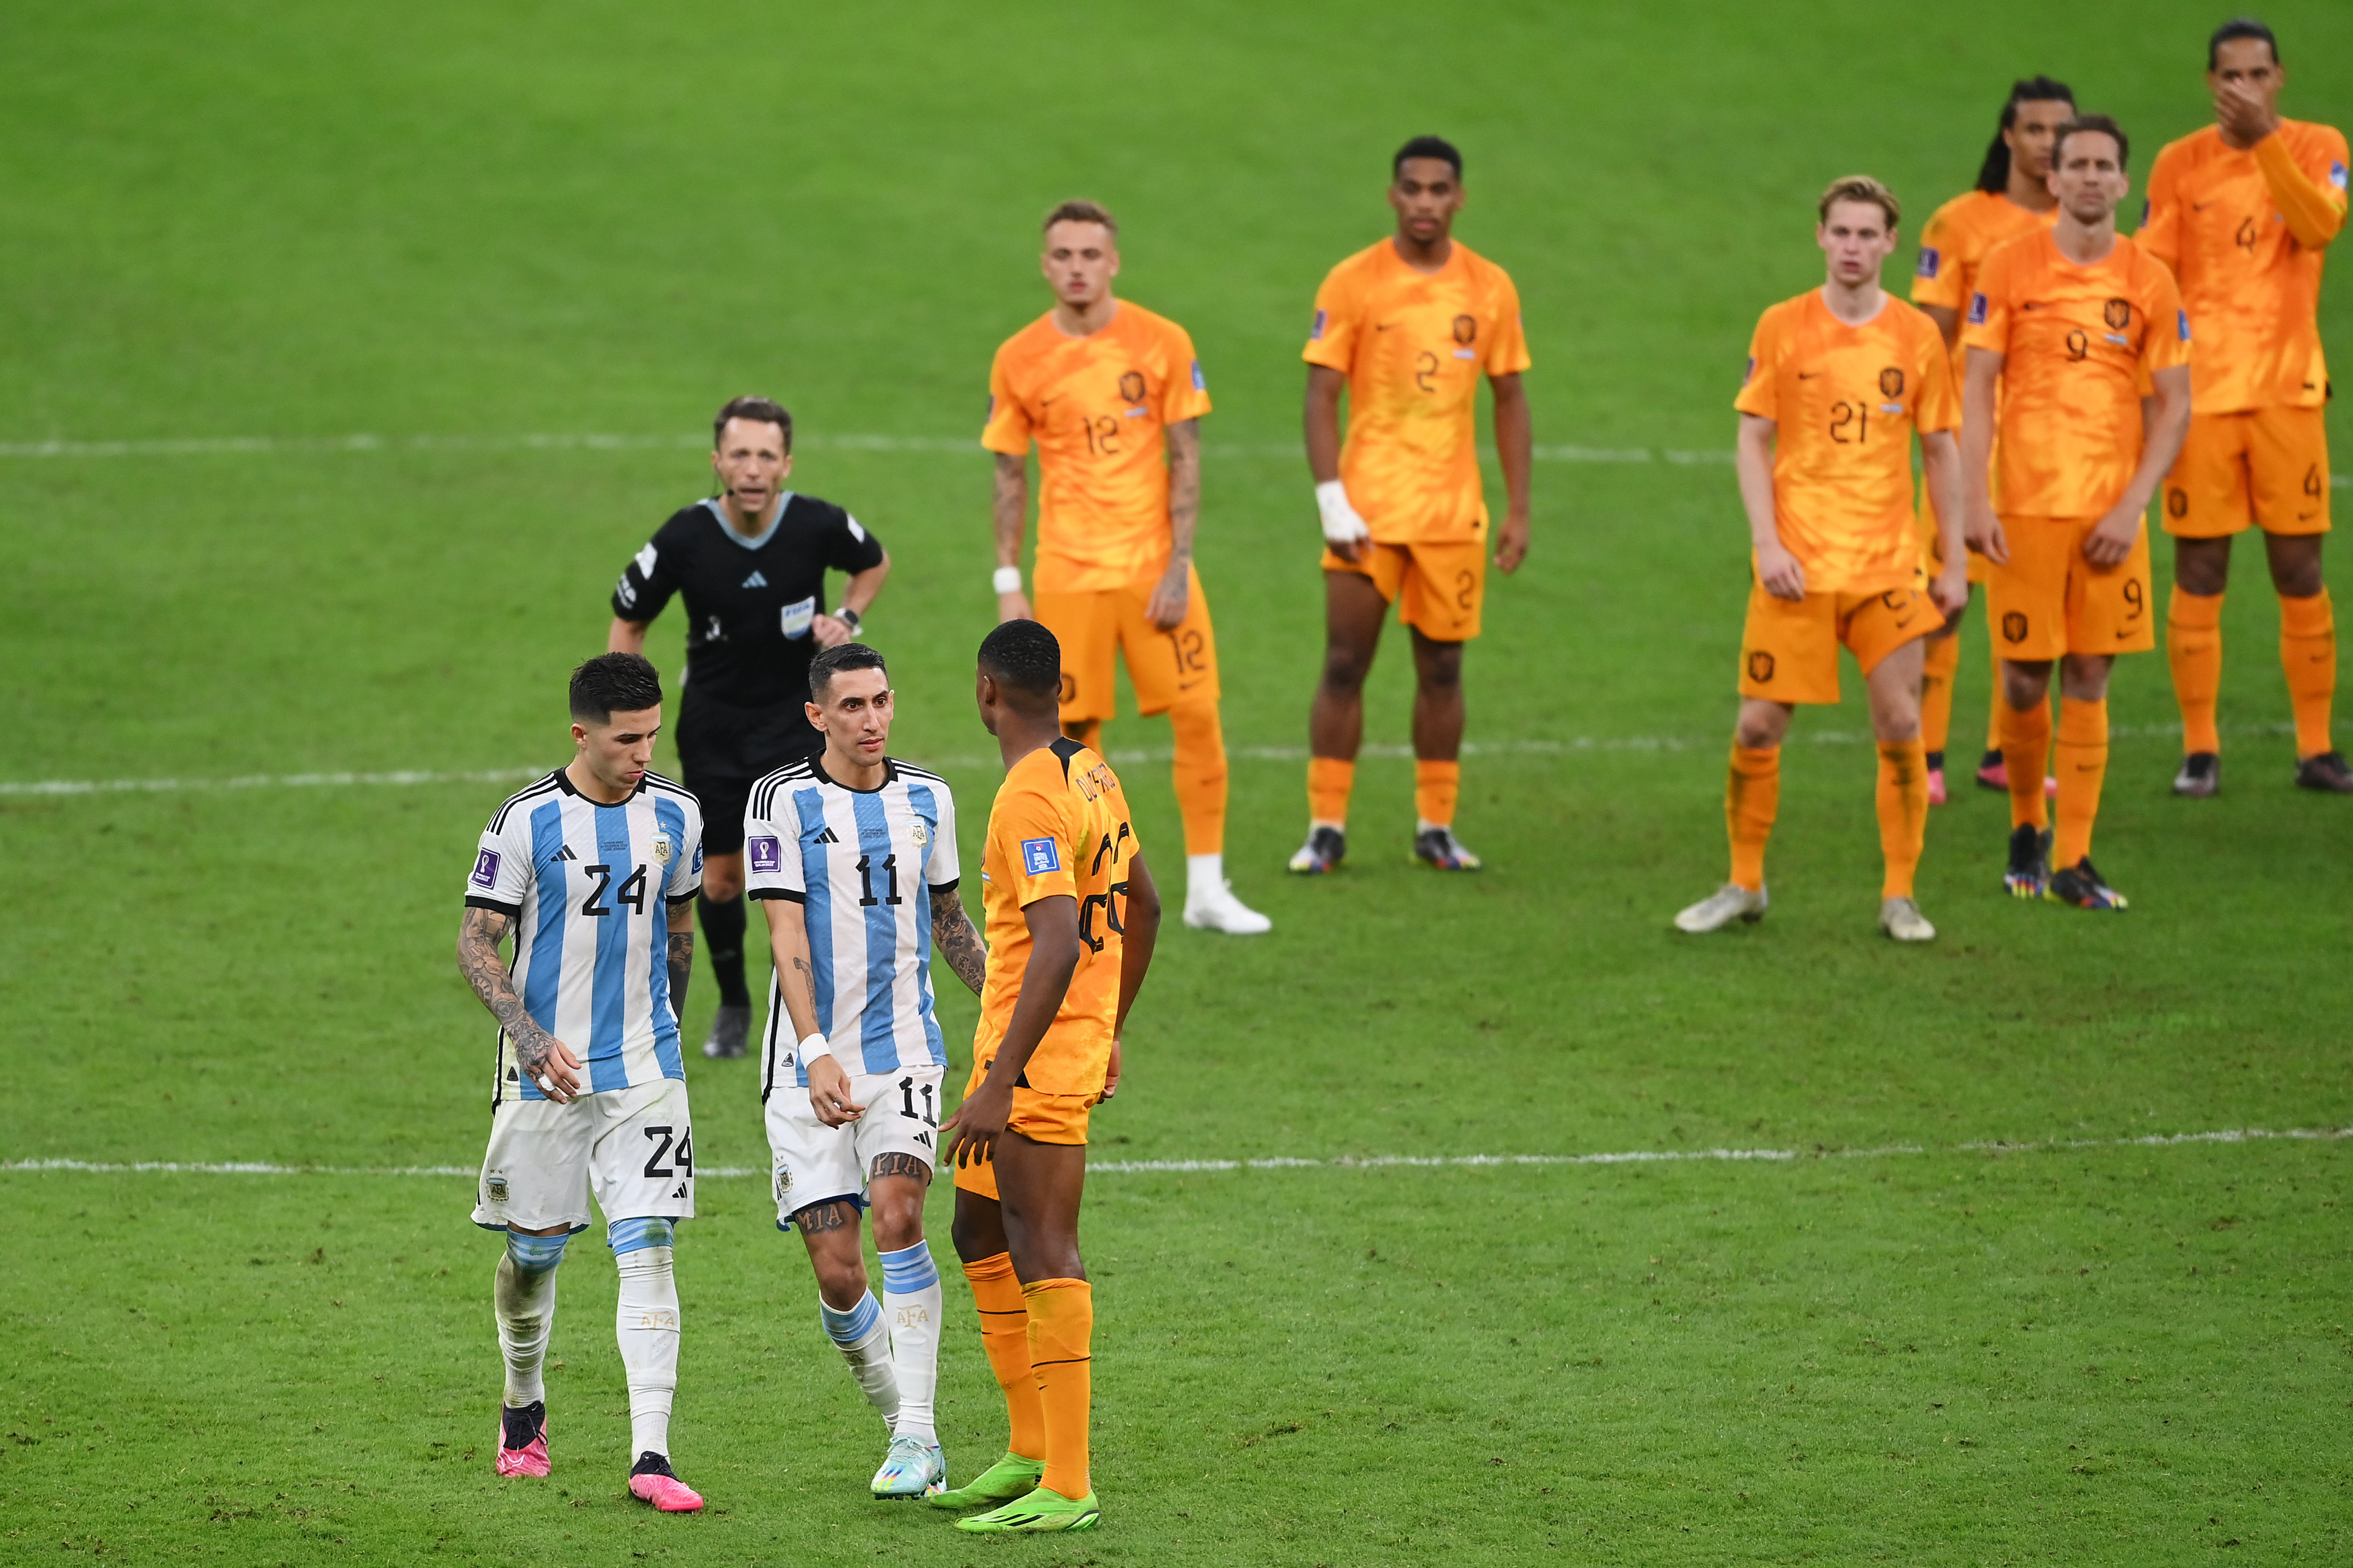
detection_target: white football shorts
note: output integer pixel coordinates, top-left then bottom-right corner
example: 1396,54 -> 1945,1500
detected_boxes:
766,1065 -> 945,1229
472,1076 -> 696,1233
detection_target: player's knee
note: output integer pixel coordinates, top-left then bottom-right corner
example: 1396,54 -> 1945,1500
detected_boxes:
700,864 -> 745,903
1416,648 -> 1464,691
2173,539 -> 2231,596
505,1227 -> 572,1279
607,1216 -> 676,1256
2268,545 -> 2326,599
948,1206 -> 1000,1263
811,1252 -> 869,1308
1319,646 -> 1370,694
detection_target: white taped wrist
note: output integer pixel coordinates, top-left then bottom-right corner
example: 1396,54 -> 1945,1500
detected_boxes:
797,1030 -> 833,1065
992,565 -> 1023,595
1315,480 -> 1370,546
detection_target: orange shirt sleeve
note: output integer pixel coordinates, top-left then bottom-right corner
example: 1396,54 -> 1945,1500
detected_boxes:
1302,265 -> 1359,372
981,341 -> 1033,457
989,770 -> 1078,909
1159,321 -> 1213,425
2142,261 -> 2191,376
1959,243 -> 2013,358
1911,200 -> 1968,311
1914,316 -> 1961,434
1484,271 -> 1532,376
2137,149 -> 2181,275
2255,126 -> 2349,251
1732,307 -> 1780,421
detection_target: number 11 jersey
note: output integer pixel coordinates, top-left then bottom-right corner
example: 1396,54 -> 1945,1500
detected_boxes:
744,758 -> 960,1092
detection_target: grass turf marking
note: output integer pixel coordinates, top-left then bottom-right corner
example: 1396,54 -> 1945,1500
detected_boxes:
9,1124 -> 2344,1182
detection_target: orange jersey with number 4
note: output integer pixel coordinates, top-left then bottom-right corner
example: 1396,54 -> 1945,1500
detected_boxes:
1735,291 -> 1958,595
973,738 -> 1138,1100
1302,239 -> 1531,544
1964,230 -> 2190,517
983,303 -> 1212,594
2140,120 -> 2350,414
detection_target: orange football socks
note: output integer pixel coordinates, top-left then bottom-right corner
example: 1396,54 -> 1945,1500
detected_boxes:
2168,586 -> 2224,756
2280,588 -> 2336,759
1306,756 -> 1354,830
2054,697 -> 2108,868
1725,745 -> 1779,893
1876,738 -> 1928,898
1413,759 -> 1460,828
2000,697 -> 2052,831
1983,640 -> 2006,757
1166,701 -> 1228,856
1023,1278 -> 1093,1500
1919,633 -> 1960,757
961,1254 -> 1045,1462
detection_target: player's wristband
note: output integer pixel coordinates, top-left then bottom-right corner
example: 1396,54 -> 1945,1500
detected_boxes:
797,1030 -> 834,1067
1315,480 -> 1371,546
992,565 -> 1022,595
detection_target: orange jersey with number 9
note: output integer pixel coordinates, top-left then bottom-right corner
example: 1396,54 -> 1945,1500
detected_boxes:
1734,291 -> 1959,595
973,738 -> 1139,1099
983,302 -> 1211,594
1302,239 -> 1530,544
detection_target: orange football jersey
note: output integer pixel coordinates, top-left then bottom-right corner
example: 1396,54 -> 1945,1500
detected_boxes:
972,738 -> 1138,1099
1302,239 -> 1531,543
2140,120 -> 2349,413
983,302 -> 1212,593
1912,189 -> 2061,382
1736,291 -> 1959,594
1963,229 -> 2190,517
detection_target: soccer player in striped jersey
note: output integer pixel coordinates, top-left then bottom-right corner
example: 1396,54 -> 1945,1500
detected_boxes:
744,642 -> 987,1499
456,653 -> 708,1513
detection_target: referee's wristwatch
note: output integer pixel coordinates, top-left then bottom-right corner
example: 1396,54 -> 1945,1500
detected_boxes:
836,605 -> 862,637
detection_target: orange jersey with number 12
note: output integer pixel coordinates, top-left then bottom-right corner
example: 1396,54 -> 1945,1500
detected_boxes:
1735,291 -> 1958,595
1963,229 -> 2190,517
1302,239 -> 1530,544
983,302 -> 1212,593
973,738 -> 1138,1100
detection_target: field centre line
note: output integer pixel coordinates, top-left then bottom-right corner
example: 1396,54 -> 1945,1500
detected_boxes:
6,1126 -> 2345,1183
0,722 -> 2300,801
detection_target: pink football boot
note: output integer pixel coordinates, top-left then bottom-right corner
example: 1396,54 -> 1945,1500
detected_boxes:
628,1453 -> 705,1513
496,1402 -> 549,1479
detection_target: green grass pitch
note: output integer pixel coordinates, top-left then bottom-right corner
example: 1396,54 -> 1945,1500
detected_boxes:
5,2 -> 2352,1562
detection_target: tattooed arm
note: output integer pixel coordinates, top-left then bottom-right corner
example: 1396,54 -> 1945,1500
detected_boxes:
930,882 -> 986,997
759,895 -> 864,1128
666,896 -> 695,1022
457,906 -> 584,1101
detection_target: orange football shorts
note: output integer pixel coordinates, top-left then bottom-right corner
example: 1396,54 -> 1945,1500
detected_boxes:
2161,406 -> 2331,539
948,1050 -> 1096,1202
1322,537 -> 1485,642
1985,515 -> 2156,661
1033,561 -> 1220,724
1737,581 -> 1934,705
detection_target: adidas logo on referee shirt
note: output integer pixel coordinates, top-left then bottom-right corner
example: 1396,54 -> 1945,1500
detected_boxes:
742,571 -> 768,588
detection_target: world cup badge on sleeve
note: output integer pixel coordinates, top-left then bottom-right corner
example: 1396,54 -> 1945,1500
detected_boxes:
472,849 -> 501,889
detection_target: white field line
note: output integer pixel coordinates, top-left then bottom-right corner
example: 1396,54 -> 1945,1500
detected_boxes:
0,720 -> 2299,800
5,1126 -> 2345,1182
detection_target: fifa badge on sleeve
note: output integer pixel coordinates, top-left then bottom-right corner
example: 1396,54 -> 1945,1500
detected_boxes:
472,849 -> 501,889
748,836 -> 782,875
779,595 -> 816,640
1021,837 -> 1061,876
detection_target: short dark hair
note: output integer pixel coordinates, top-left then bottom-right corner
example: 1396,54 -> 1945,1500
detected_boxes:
977,619 -> 1062,705
2053,113 -> 2131,172
1042,199 -> 1117,239
571,651 -> 663,725
1975,76 -> 2076,194
2209,17 -> 2279,70
809,641 -> 888,701
1393,135 -> 1462,181
712,396 -> 792,452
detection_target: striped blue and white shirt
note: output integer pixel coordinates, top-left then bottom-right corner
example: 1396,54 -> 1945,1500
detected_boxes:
465,769 -> 704,1103
745,758 -> 959,1094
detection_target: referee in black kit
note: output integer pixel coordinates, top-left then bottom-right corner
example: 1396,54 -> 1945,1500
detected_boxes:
608,396 -> 890,1058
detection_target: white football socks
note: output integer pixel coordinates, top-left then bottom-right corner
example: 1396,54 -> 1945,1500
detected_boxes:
614,1245 -> 681,1458
878,1243 -> 942,1444
820,1291 -> 900,1430
496,1231 -> 567,1408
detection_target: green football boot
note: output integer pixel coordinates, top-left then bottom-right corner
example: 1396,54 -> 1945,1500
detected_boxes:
926,1452 -> 1044,1510
954,1483 -> 1100,1533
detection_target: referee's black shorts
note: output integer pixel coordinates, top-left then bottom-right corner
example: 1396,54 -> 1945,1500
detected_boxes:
674,691 -> 821,856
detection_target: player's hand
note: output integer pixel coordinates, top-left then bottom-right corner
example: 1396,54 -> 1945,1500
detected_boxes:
1145,561 -> 1190,631
806,1054 -> 864,1127
811,613 -> 854,649
1965,506 -> 2008,567
997,590 -> 1035,623
1492,514 -> 1530,576
1754,539 -> 1807,601
1929,559 -> 1969,620
2083,507 -> 2140,568
1316,480 -> 1371,563
2214,78 -> 2279,146
1099,1037 -> 1121,1102
940,1078 -> 1012,1169
517,1032 -> 584,1103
